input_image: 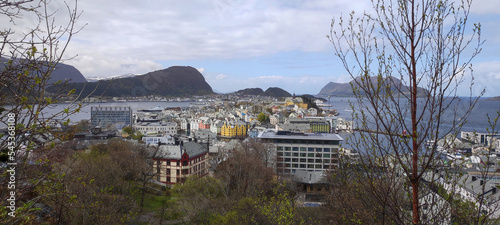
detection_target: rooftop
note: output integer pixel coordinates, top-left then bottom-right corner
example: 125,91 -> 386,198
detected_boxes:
258,130 -> 343,141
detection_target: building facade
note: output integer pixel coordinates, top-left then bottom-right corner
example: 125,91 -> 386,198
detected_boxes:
220,121 -> 248,137
257,130 -> 343,176
133,122 -> 177,135
152,142 -> 209,185
91,106 -> 132,128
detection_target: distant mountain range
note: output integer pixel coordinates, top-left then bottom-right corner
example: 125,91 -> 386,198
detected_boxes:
0,57 -> 87,84
233,87 -> 292,97
48,66 -> 214,97
486,96 -> 500,101
318,76 -> 428,97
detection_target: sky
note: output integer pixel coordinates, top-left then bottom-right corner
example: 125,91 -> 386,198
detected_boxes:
17,0 -> 500,96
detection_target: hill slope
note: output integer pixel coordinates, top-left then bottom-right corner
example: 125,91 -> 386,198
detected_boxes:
234,88 -> 264,96
261,87 -> 291,97
49,66 -> 214,97
0,57 -> 86,84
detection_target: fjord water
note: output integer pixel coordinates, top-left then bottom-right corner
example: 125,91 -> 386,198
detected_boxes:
10,97 -> 498,133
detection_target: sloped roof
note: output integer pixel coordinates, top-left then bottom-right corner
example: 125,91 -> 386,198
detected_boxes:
153,141 -> 207,160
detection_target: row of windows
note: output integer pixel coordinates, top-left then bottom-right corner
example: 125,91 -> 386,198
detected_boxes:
278,167 -> 336,174
277,146 -> 338,153
278,152 -> 338,159
278,158 -> 338,163
135,127 -> 176,131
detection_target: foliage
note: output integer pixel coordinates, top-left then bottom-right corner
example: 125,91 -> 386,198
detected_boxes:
328,0 -> 483,224
257,112 -> 269,123
0,1 -> 88,223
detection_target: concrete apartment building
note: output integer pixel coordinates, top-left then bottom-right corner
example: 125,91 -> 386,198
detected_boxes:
257,130 -> 343,175
91,106 -> 132,128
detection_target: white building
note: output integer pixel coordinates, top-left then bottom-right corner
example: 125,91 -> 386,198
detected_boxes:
133,122 -> 177,135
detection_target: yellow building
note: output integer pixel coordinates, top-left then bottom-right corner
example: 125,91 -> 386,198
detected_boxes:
221,122 -> 248,137
284,96 -> 308,109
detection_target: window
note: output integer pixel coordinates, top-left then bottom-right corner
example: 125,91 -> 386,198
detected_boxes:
300,147 -> 306,152
292,147 -> 299,151
308,148 -> 314,152
316,148 -> 322,152
324,148 -> 330,152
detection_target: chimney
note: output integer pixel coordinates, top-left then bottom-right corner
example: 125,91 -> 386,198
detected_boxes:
493,187 -> 497,194
480,180 -> 484,186
472,176 -> 477,181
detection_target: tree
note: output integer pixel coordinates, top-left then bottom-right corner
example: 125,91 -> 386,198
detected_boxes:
257,112 -> 268,123
215,144 -> 276,199
0,1 -> 85,223
328,0 -> 483,224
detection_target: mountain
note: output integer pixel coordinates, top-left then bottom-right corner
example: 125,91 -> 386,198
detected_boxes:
234,88 -> 264,96
261,87 -> 292,97
0,57 -> 86,83
49,66 -> 214,97
486,96 -> 500,101
318,76 -> 428,97
86,73 -> 138,82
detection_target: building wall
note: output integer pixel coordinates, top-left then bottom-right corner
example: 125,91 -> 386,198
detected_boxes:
257,132 -> 342,176
310,123 -> 330,133
275,142 -> 340,175
133,122 -> 177,135
221,122 -> 248,137
199,121 -> 211,129
91,106 -> 132,127
154,153 -> 209,185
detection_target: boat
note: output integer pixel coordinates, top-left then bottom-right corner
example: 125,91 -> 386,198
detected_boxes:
138,106 -> 163,112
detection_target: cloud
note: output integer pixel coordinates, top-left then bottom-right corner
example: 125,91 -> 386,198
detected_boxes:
471,0 -> 500,15
57,0 -> 366,75
472,61 -> 500,96
197,67 -> 205,74
70,55 -> 163,77
215,74 -> 227,80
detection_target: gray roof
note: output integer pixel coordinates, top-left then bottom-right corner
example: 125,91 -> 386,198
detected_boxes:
153,141 -> 207,160
258,131 -> 343,141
